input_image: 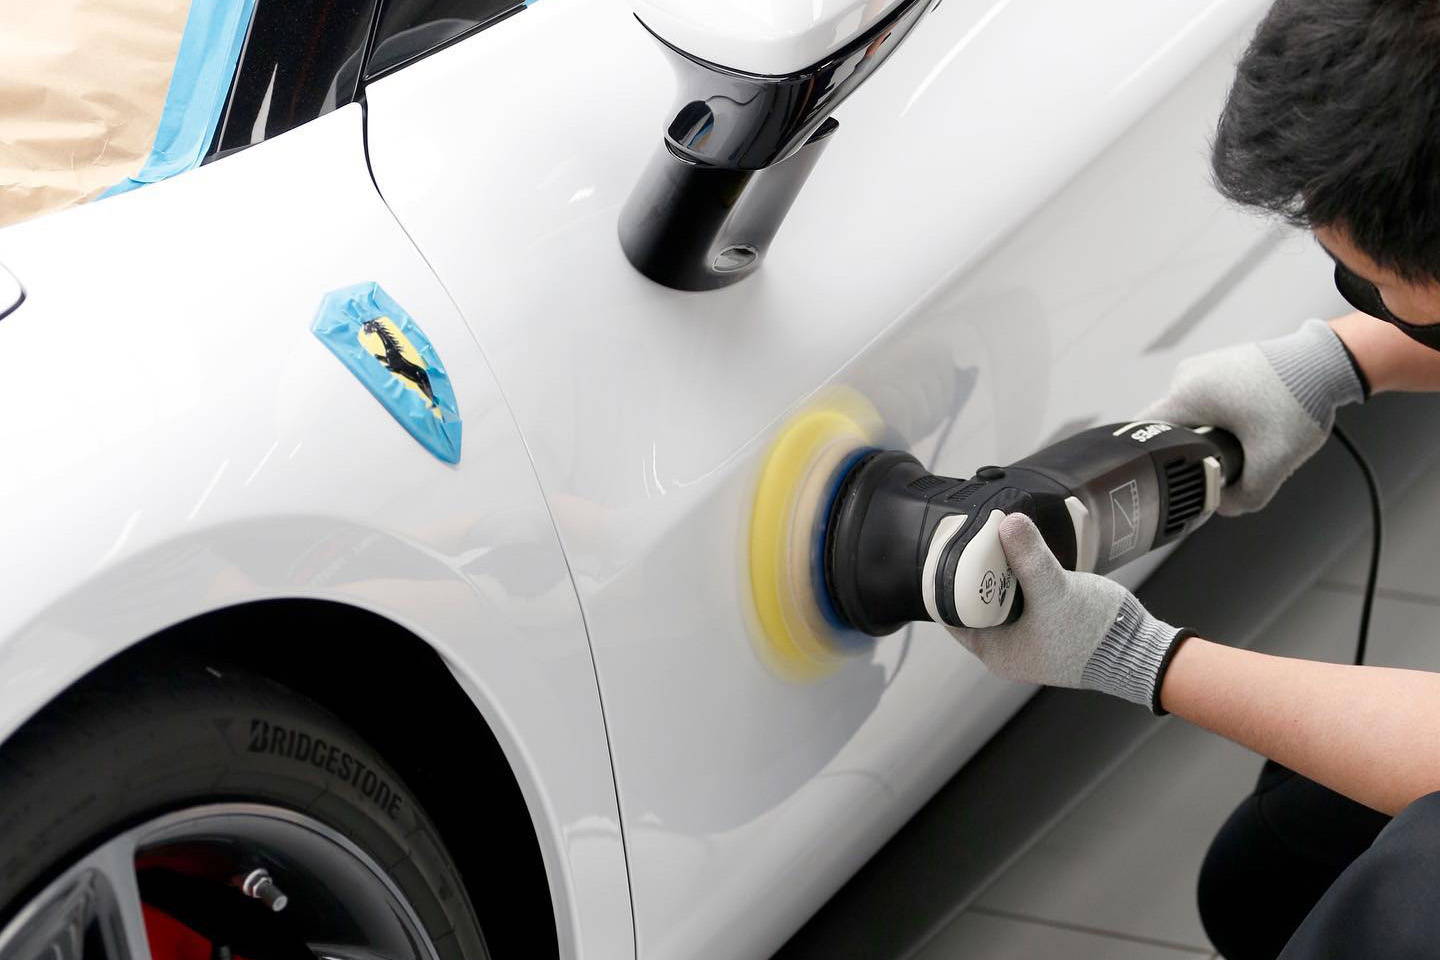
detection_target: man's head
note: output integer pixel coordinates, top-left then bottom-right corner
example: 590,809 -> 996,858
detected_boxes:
1213,0 -> 1440,327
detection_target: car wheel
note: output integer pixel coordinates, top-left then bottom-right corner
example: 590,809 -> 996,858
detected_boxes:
0,659 -> 489,960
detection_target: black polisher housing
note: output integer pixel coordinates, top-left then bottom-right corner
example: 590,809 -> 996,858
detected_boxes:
823,452 -> 1072,636
822,422 -> 1244,637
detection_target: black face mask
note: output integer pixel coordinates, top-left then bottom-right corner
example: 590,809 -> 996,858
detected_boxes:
1333,260 -> 1440,351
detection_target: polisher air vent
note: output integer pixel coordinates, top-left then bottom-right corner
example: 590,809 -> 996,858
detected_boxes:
944,481 -> 984,503
1162,459 -> 1206,536
906,474 -> 951,495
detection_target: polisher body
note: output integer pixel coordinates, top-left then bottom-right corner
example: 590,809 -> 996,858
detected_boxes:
825,421 -> 1243,635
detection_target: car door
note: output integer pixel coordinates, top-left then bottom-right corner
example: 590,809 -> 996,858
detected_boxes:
360,0 -> 1343,956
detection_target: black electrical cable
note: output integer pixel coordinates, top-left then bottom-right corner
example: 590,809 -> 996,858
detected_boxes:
1330,423 -> 1382,666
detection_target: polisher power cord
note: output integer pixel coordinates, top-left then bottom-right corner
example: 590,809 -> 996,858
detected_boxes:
1331,423 -> 1382,667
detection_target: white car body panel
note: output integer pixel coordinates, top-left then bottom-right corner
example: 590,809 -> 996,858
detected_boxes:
363,0 -> 1344,956
632,0 -> 907,73
0,106 -> 632,959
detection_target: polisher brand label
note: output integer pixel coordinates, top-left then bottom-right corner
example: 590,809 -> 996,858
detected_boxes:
1129,422 -> 1172,443
1109,479 -> 1141,559
248,719 -> 405,820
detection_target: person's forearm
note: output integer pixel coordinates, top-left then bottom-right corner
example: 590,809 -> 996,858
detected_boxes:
1160,637 -> 1440,814
1331,311 -> 1440,392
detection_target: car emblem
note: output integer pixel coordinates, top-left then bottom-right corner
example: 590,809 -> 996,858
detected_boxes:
312,282 -> 462,463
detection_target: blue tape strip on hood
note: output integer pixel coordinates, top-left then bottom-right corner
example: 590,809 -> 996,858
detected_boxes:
312,283 -> 464,465
101,0 -> 258,198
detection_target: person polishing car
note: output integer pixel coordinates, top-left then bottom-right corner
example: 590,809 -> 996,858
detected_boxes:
953,2 -> 1440,957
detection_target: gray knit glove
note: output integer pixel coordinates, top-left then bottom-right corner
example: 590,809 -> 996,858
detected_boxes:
1142,320 -> 1364,516
947,514 -> 1191,712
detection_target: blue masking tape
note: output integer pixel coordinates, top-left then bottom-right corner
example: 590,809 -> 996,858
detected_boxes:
312,283 -> 463,464
101,0 -> 258,198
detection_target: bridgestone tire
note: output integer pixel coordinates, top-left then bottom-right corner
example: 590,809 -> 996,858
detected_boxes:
0,659 -> 489,958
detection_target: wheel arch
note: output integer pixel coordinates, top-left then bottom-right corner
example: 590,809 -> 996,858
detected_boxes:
10,598 -> 560,960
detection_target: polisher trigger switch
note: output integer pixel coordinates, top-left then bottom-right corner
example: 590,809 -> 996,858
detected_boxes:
948,509 -> 1019,628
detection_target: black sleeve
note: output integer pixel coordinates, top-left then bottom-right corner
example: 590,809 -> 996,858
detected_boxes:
1279,790 -> 1440,959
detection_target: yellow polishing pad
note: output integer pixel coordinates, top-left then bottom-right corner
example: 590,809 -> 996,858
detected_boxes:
749,389 -> 882,681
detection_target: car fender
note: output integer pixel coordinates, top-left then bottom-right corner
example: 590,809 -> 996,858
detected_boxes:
0,104 -> 632,959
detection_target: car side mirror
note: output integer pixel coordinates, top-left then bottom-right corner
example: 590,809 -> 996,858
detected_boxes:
619,0 -> 931,291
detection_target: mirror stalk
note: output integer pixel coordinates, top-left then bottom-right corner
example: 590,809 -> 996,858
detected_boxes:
619,0 -> 930,291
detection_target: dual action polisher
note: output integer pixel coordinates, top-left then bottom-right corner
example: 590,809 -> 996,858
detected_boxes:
749,408 -> 1243,676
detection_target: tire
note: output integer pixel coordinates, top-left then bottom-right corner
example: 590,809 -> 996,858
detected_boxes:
0,656 -> 489,959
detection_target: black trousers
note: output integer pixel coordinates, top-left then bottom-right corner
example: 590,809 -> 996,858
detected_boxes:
1200,760 -> 1440,959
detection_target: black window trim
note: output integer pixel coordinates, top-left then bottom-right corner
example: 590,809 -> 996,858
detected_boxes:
204,0 -> 530,164
362,1 -> 526,83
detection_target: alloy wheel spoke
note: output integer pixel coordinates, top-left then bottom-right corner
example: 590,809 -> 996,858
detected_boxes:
2,804 -> 439,960
86,835 -> 152,960
0,830 -> 150,960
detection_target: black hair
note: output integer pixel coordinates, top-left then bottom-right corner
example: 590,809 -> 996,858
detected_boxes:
1212,0 -> 1440,282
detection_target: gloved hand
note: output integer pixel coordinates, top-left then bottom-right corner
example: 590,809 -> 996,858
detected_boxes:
1143,319 -> 1364,515
948,514 -> 1193,713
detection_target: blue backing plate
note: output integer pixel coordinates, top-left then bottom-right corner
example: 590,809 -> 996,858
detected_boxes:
811,446 -> 877,645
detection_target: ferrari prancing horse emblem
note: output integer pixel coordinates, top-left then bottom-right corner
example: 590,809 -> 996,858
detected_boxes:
312,282 -> 463,463
359,316 -> 440,414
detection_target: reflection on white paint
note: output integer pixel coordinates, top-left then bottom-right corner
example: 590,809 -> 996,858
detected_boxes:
94,509 -> 142,570
1109,0 -> 1230,101
902,0 -> 1016,116
186,460 -> 229,521
244,440 -> 280,487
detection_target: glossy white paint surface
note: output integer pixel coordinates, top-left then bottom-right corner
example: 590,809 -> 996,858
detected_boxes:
0,1 -> 1362,957
0,106 -> 632,959
632,0 -> 905,73
365,0 -> 1344,956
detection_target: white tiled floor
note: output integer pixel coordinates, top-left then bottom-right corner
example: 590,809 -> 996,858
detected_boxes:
972,719 -> 1257,952
910,455 -> 1440,957
912,910 -> 1215,960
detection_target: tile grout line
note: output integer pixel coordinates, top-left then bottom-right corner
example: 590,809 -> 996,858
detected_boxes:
968,906 -> 1214,955
895,715 -> 1181,960
1314,579 -> 1440,609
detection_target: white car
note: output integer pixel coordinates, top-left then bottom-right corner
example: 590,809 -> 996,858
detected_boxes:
0,0 -> 1340,957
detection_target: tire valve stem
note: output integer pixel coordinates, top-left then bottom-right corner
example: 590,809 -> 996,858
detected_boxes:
236,868 -> 289,912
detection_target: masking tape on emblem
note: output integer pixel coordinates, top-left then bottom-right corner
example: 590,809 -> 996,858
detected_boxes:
312,282 -> 463,464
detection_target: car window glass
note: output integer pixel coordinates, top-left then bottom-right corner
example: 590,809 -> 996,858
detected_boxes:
0,0 -> 193,227
209,0 -> 378,158
367,0 -> 520,79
